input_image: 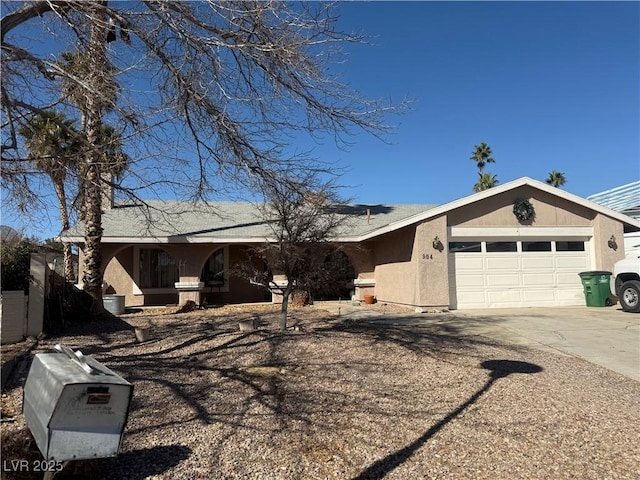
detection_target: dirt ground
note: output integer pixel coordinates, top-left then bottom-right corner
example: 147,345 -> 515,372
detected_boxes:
1,304 -> 639,479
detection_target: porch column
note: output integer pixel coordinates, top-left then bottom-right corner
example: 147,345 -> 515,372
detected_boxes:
174,251 -> 207,306
414,216 -> 450,311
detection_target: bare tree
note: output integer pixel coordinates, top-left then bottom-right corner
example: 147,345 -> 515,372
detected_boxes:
2,1 -> 403,312
238,170 -> 352,331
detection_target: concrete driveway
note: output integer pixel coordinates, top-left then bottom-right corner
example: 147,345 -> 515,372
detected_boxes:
317,302 -> 640,382
441,306 -> 639,382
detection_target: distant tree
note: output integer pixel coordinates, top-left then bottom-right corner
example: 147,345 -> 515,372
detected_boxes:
239,171 -> 351,331
546,170 -> 567,188
473,172 -> 499,193
470,142 -> 495,173
470,142 -> 498,192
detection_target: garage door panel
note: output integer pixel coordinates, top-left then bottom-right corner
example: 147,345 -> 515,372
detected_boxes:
522,273 -> 554,286
486,273 -> 520,286
455,274 -> 486,288
556,256 -> 589,269
557,289 -> 585,302
486,257 -> 520,269
556,272 -> 581,286
487,290 -> 522,305
449,238 -> 590,309
523,289 -> 556,303
453,290 -> 487,306
453,256 -> 484,270
522,256 -> 554,269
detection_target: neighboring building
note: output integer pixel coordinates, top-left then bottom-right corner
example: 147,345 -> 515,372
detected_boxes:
63,177 -> 640,310
587,180 -> 640,220
587,180 -> 640,252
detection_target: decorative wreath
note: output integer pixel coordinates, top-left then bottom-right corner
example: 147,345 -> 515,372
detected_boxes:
513,198 -> 535,222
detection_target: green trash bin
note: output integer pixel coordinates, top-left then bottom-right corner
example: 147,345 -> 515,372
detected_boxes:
578,271 -> 612,307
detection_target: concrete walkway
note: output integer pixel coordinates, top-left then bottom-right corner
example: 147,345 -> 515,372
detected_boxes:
315,302 -> 640,382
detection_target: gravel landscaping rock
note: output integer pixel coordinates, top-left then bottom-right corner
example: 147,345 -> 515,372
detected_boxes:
1,304 -> 639,479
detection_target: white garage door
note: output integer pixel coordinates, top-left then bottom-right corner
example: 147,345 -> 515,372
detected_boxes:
449,239 -> 590,309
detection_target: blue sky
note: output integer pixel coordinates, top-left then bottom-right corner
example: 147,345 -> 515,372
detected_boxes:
322,1 -> 639,205
3,1 -> 639,240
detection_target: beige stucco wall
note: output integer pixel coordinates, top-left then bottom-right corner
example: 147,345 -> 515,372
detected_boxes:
369,186 -> 629,309
100,243 -> 273,307
447,186 -> 593,227
593,214 -> 625,271
342,244 -> 375,278
413,216 -> 449,308
369,217 -> 449,308
103,246 -> 139,305
372,225 -> 417,304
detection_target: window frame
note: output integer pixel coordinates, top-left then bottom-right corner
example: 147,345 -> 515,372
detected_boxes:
137,247 -> 179,291
200,246 -> 230,292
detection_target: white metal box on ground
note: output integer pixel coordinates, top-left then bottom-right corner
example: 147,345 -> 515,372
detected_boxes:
23,345 -> 133,461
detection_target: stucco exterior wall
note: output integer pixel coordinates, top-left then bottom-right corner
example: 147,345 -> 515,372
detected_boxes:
373,225 -> 417,305
447,186 -> 593,227
101,243 -> 274,307
342,244 -> 375,278
414,216 -> 450,308
593,214 -> 625,271
103,246 -> 140,305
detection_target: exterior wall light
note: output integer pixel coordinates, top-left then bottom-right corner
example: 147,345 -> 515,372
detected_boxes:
432,235 -> 444,252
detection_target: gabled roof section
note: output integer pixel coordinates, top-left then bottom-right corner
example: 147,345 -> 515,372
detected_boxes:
63,201 -> 438,243
353,177 -> 640,241
63,177 -> 640,244
587,180 -> 640,219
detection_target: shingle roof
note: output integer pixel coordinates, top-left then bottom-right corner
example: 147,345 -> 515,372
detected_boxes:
64,201 -> 438,242
63,177 -> 640,244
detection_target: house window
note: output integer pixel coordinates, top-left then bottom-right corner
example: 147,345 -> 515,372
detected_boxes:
556,241 -> 585,252
449,241 -> 481,253
202,249 -> 225,286
486,241 -> 517,253
522,241 -> 552,252
139,248 -> 179,288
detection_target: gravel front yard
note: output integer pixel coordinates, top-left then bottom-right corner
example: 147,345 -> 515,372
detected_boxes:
2,304 -> 639,479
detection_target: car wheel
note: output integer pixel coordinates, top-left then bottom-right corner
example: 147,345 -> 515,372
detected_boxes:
619,280 -> 640,313
615,276 -> 624,297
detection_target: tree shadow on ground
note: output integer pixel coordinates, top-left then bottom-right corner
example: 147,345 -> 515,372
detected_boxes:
96,445 -> 191,480
313,314 -> 524,358
8,307 -> 545,478
351,359 -> 543,479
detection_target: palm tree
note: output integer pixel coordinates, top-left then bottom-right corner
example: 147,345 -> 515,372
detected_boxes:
19,111 -> 81,281
57,51 -> 119,132
57,44 -> 127,305
73,124 -> 131,213
470,142 -> 495,173
546,170 -> 567,188
473,172 -> 499,193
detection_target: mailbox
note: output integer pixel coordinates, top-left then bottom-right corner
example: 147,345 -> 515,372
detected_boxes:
23,345 -> 133,461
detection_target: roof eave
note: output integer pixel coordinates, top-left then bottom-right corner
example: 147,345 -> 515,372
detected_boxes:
355,177 -> 640,240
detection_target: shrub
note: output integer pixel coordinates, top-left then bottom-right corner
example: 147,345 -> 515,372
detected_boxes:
1,239 -> 35,293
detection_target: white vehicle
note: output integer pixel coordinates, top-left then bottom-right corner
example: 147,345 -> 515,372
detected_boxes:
613,242 -> 640,313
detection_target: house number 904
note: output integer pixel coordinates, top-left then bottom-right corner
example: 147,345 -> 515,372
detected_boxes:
422,254 -> 433,260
